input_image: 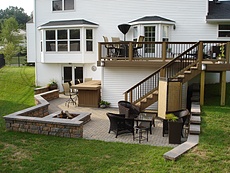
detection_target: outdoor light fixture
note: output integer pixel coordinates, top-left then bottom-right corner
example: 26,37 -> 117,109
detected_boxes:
201,64 -> 206,71
101,61 -> 105,67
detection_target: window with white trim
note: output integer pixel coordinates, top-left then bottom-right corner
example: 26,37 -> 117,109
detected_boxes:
133,27 -> 138,41
52,0 -> 74,11
218,25 -> 230,37
144,26 -> 155,53
86,29 -> 93,51
162,25 -> 169,42
45,29 -> 80,52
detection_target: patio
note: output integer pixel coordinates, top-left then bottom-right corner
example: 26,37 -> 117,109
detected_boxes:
49,94 -> 182,147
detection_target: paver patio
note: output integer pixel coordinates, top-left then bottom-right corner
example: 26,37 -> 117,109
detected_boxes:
49,94 -> 180,147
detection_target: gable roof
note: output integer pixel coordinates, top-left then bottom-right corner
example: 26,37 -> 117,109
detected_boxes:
38,19 -> 98,29
129,16 -> 175,25
206,1 -> 230,22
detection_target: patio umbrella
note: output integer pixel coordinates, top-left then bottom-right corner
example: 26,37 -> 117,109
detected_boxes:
118,24 -> 131,41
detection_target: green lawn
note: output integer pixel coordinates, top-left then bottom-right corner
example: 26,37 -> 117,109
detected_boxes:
0,66 -> 229,173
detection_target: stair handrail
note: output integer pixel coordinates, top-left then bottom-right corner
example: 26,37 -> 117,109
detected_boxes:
124,42 -> 200,103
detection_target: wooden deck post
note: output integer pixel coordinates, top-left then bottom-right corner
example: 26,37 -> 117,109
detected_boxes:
129,42 -> 133,61
220,71 -> 226,106
198,41 -> 203,62
200,71 -> 205,106
162,42 -> 167,62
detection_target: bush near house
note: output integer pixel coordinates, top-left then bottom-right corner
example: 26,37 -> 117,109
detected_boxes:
0,66 -> 229,172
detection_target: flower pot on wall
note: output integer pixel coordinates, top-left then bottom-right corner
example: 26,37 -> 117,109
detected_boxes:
49,83 -> 58,90
168,120 -> 183,144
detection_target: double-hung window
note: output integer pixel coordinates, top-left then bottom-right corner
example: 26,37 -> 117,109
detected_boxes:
53,0 -> 74,11
86,29 -> 93,51
70,29 -> 80,51
57,30 -> 68,51
218,25 -> 230,37
46,30 -> 56,51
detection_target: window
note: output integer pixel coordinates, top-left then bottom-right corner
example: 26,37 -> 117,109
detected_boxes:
162,25 -> 169,42
53,0 -> 74,11
218,25 -> 230,37
45,29 -> 80,52
133,27 -> 138,41
86,29 -> 93,51
144,26 -> 155,53
46,30 -> 56,51
70,29 -> 80,51
57,30 -> 67,51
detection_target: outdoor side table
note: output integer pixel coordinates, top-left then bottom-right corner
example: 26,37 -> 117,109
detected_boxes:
134,113 -> 156,134
133,125 -> 149,143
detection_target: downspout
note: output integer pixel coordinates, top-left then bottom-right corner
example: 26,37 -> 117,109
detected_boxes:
34,0 -> 38,86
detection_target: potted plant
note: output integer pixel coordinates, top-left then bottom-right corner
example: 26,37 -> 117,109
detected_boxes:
100,100 -> 110,108
166,113 -> 183,144
48,79 -> 58,90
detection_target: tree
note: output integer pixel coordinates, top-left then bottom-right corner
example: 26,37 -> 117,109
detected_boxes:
0,6 -> 30,30
2,42 -> 17,65
0,17 -> 22,65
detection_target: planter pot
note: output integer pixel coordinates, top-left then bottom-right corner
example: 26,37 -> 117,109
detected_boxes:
100,105 -> 108,109
168,120 -> 183,144
49,84 -> 58,90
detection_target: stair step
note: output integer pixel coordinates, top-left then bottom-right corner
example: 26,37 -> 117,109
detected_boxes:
184,70 -> 191,74
190,124 -> 200,134
163,138 -> 198,161
191,102 -> 201,115
192,91 -> 200,96
190,115 -> 201,124
191,95 -> 199,102
177,75 -> 184,78
190,66 -> 198,70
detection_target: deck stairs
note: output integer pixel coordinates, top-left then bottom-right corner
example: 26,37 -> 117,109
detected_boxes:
124,42 -> 204,111
136,62 -> 201,110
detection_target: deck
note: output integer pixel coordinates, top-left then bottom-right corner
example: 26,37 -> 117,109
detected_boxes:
98,41 -> 230,71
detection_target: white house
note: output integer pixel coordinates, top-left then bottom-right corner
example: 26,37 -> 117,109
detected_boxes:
27,0 -> 230,108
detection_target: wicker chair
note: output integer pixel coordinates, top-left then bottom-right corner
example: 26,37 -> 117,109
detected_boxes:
106,112 -> 134,138
118,100 -> 140,119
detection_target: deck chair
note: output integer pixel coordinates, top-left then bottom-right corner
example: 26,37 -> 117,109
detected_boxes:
103,36 -> 115,57
62,83 -> 77,107
133,36 -> 145,57
112,37 -> 123,57
107,112 -> 134,138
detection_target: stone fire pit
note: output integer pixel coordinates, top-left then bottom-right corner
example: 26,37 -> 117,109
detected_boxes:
4,110 -> 91,138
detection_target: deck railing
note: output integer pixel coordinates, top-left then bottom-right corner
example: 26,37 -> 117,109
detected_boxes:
123,41 -> 230,104
98,41 -> 196,61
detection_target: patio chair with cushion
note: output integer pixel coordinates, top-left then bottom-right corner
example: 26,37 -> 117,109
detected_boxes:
107,112 -> 134,138
118,100 -> 140,119
62,82 -> 77,107
103,36 -> 115,57
133,35 -> 145,57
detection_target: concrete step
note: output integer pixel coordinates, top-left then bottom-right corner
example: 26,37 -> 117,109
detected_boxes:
187,134 -> 199,144
163,138 -> 198,161
191,102 -> 201,115
190,124 -> 200,134
190,115 -> 201,124
191,95 -> 199,102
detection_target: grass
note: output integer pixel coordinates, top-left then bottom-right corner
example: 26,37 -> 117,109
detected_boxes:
0,66 -> 229,172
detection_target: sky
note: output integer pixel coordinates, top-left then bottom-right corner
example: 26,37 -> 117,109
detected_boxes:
0,0 -> 34,15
